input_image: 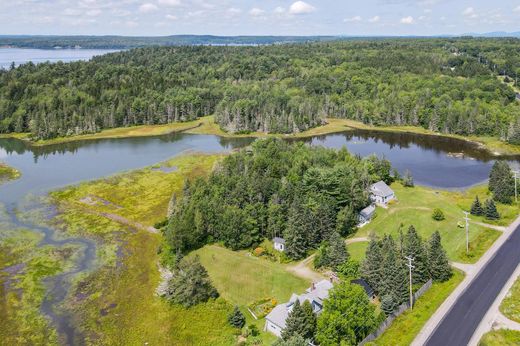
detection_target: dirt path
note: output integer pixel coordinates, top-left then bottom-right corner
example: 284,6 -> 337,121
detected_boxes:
286,237 -> 369,282
471,221 -> 506,232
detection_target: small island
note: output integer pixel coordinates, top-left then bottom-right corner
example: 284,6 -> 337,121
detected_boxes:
0,162 -> 20,184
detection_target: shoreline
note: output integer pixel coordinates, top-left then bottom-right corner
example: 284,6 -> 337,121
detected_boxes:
1,116 -> 520,157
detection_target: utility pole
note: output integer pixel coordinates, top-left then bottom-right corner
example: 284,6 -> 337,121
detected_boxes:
405,256 -> 415,310
514,170 -> 519,203
463,211 -> 471,254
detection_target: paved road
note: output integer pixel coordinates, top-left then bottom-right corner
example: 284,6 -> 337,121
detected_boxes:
425,223 -> 520,346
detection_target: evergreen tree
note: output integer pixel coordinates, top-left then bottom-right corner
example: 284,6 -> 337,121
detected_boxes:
403,170 -> 415,187
484,199 -> 500,220
327,232 -> 349,270
227,305 -> 246,329
361,239 -> 383,293
281,300 -> 317,341
489,161 -> 514,204
403,226 -> 430,285
165,256 -> 219,307
335,205 -> 358,237
284,199 -> 310,260
273,335 -> 307,346
470,196 -> 483,216
381,294 -> 396,315
427,231 -> 452,282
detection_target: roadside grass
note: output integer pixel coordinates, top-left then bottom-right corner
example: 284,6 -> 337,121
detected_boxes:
370,269 -> 464,346
0,162 -> 21,184
355,183 -> 514,263
193,244 -> 309,306
0,229 -> 76,345
500,277 -> 520,323
479,329 -> 520,346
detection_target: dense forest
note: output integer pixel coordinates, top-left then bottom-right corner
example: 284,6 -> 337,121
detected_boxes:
1,38 -> 520,140
165,138 -> 392,258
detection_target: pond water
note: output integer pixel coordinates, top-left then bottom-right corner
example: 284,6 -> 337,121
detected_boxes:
0,48 -> 119,69
1,128 -> 519,343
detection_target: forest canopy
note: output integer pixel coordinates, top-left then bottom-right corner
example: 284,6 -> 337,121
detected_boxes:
1,38 -> 520,140
165,138 -> 392,259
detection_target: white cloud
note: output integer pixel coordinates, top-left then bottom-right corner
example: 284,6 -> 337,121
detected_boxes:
344,15 -> 362,23
158,0 -> 181,6
139,3 -> 158,13
227,7 -> 242,16
418,15 -> 426,20
424,9 -> 432,14
63,8 -> 81,16
274,6 -> 285,14
462,7 -> 478,18
400,16 -> 414,24
249,8 -> 265,17
368,15 -> 380,23
165,14 -> 178,20
514,5 -> 520,12
289,1 -> 315,15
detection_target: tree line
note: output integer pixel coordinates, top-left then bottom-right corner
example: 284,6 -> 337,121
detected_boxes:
1,38 -> 520,140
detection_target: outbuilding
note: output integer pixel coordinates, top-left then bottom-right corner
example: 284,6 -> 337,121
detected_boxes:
359,204 -> 376,226
273,237 -> 286,252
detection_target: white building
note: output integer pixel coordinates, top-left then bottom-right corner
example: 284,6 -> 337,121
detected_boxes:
370,181 -> 395,206
273,237 -> 286,252
265,280 -> 333,337
359,204 -> 376,226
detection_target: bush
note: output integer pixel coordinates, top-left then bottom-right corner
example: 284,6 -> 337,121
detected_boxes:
228,306 -> 246,328
336,258 -> 360,279
253,247 -> 264,257
432,208 -> 445,221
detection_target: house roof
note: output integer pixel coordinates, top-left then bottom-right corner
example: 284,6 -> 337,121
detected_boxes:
265,280 -> 333,328
273,237 -> 285,244
360,204 -> 376,218
351,278 -> 375,297
370,181 -> 394,197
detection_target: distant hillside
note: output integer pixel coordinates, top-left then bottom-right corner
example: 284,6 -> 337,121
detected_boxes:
0,35 -> 339,49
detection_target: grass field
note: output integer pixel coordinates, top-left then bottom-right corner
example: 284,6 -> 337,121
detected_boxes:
371,270 -> 464,346
0,162 -> 20,184
193,244 -> 309,306
500,276 -> 520,323
348,241 -> 369,263
479,329 -> 520,346
354,183 -> 516,263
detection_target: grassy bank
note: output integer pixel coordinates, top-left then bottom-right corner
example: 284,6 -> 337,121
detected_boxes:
0,162 -> 21,184
500,276 -> 520,323
371,270 -> 464,346
479,329 -> 520,346
355,183 -> 517,263
0,120 -> 204,146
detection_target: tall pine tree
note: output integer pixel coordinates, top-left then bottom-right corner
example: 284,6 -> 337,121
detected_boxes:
427,231 -> 452,282
470,196 -> 483,216
403,226 -> 430,285
484,199 -> 500,220
327,231 -> 349,270
281,300 -> 317,341
361,238 -> 383,293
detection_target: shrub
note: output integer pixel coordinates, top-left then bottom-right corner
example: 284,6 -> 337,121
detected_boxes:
253,247 -> 265,257
432,208 -> 445,221
228,305 -> 246,328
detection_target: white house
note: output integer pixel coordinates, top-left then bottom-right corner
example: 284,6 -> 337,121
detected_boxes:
273,237 -> 286,252
359,204 -> 376,226
265,280 -> 333,337
370,181 -> 395,205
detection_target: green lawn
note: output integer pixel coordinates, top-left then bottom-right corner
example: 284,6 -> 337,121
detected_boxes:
193,244 -> 309,306
348,241 -> 369,263
500,277 -> 520,323
371,270 -> 464,346
479,329 -> 520,346
355,183 -> 514,263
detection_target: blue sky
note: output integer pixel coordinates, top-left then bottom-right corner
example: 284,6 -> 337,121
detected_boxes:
1,0 -> 520,36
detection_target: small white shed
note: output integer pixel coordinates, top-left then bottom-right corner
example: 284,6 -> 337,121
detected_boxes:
273,237 -> 286,252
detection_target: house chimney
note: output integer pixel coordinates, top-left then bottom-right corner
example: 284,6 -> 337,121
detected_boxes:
311,282 -> 316,291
